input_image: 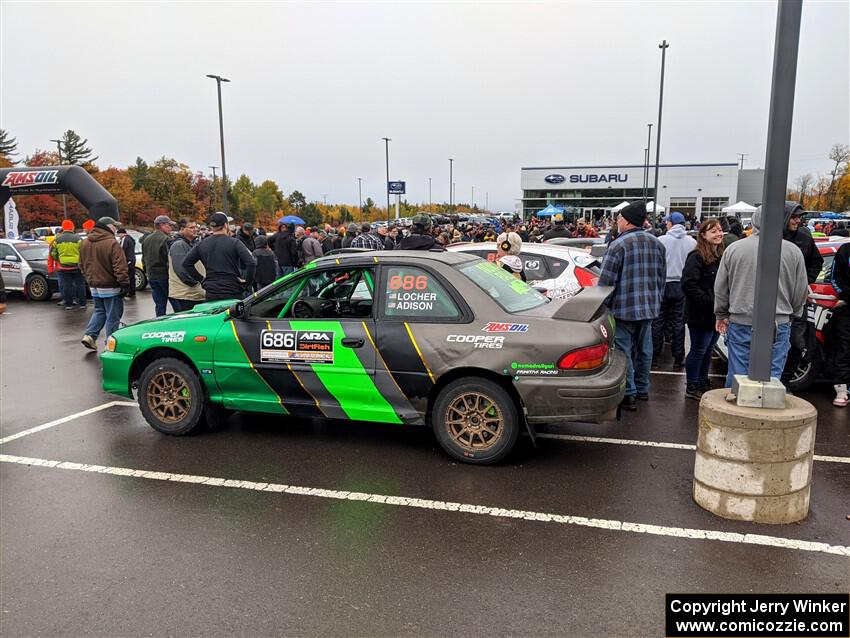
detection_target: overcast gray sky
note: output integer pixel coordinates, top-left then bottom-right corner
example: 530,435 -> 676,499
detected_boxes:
2,1 -> 848,211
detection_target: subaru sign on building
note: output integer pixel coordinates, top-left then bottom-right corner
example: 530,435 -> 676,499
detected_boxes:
521,163 -> 764,221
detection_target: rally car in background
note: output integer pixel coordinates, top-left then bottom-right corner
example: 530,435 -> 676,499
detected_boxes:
448,242 -> 601,300
0,239 -> 60,301
101,251 -> 626,464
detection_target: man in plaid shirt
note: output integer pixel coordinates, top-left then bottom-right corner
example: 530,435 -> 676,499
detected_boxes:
598,201 -> 666,411
350,222 -> 386,251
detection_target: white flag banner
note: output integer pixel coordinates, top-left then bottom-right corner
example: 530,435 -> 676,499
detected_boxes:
4,197 -> 20,239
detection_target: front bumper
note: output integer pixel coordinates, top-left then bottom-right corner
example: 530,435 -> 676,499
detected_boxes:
100,351 -> 135,398
515,350 -> 627,424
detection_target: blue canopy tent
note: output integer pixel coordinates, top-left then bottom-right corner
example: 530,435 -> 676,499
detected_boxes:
536,204 -> 565,217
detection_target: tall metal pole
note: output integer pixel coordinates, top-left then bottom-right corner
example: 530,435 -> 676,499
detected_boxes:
749,0 -> 802,383
382,137 -> 391,225
485,191 -> 489,211
50,138 -> 69,220
448,158 -> 454,210
642,148 -> 649,202
357,177 -> 363,222
652,42 -> 668,223
738,152 -> 748,169
206,74 -> 231,215
428,177 -> 432,212
209,165 -> 218,212
644,123 -> 653,203
471,185 -> 475,209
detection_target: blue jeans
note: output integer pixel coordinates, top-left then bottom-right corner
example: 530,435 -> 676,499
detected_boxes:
148,279 -> 171,317
685,327 -> 719,386
59,269 -> 86,307
613,318 -> 653,397
84,295 -> 124,342
725,321 -> 792,388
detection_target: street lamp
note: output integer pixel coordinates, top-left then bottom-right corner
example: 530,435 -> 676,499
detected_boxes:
209,165 -> 218,212
651,42 -> 669,223
382,137 -> 391,225
357,177 -> 363,221
206,74 -> 231,215
448,158 -> 454,210
49,138 -> 68,219
643,123 -> 653,203
471,185 -> 475,209
428,177 -> 432,212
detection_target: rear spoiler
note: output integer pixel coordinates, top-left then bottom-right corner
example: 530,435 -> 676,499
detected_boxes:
552,286 -> 613,322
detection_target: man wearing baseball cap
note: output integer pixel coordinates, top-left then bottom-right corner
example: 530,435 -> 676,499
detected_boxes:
142,214 -> 176,316
653,211 -> 696,368
79,217 -> 130,351
181,212 -> 256,301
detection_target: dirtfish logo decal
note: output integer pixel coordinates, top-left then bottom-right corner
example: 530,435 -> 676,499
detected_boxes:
142,331 -> 186,343
2,170 -> 60,189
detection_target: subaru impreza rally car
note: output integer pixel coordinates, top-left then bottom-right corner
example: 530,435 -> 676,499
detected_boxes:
101,251 -> 626,464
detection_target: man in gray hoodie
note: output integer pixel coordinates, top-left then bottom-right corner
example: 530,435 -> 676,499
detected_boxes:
714,207 -> 808,388
653,211 -> 697,367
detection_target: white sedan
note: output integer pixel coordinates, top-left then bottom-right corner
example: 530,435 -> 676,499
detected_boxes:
447,242 -> 602,300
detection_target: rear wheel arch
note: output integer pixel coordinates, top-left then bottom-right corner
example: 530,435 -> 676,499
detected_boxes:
427,367 -> 525,420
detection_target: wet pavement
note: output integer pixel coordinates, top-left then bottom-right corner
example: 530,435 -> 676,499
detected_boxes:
1,291 -> 848,636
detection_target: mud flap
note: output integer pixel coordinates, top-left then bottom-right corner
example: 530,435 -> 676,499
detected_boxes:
522,410 -> 537,447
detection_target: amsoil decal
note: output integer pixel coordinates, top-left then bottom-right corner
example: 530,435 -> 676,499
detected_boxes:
1,170 -> 60,189
481,322 -> 528,333
260,329 -> 334,364
447,335 -> 504,349
141,330 -> 186,343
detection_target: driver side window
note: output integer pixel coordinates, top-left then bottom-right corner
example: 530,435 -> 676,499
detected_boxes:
250,267 -> 375,320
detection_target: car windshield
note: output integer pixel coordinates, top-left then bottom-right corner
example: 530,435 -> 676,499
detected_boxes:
458,260 -> 548,313
15,243 -> 49,260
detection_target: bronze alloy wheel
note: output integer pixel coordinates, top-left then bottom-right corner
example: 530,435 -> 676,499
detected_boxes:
28,276 -> 47,299
444,391 -> 503,451
147,370 -> 192,423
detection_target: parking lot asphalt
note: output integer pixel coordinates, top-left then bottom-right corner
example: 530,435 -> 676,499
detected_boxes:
1,291 -> 848,636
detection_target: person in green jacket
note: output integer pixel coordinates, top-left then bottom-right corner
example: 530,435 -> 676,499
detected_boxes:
51,219 -> 86,310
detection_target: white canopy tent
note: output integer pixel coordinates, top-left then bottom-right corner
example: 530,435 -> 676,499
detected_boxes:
646,201 -> 665,214
721,201 -> 758,214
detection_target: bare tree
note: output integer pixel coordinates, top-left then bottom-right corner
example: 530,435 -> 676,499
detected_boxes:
794,173 -> 813,208
827,143 -> 850,209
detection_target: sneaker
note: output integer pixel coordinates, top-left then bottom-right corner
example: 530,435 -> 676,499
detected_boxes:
76,305 -> 87,310
698,379 -> 713,392
636,393 -> 649,401
673,360 -> 684,369
834,384 -> 849,408
81,334 -> 97,351
56,300 -> 66,307
620,395 -> 637,412
685,384 -> 703,401
64,305 -> 76,311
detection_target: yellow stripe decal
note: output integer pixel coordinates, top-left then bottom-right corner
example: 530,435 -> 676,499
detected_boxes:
267,319 -> 322,414
404,322 -> 435,384
230,320 -> 285,410
373,256 -> 379,263
335,258 -> 341,265
362,322 -> 407,397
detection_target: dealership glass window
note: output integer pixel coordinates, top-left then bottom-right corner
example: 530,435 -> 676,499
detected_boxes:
669,198 -> 697,218
701,197 -> 729,218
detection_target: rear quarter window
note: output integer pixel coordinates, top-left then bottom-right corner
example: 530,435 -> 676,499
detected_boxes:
458,260 -> 548,313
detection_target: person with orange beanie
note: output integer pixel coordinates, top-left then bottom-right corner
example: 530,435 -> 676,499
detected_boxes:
51,219 -> 87,310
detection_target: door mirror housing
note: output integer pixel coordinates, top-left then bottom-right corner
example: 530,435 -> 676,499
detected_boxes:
228,300 -> 246,319
4,254 -> 20,262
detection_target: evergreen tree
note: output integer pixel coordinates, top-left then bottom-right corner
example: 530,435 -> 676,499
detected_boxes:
0,129 -> 18,164
128,157 -> 149,190
59,129 -> 98,165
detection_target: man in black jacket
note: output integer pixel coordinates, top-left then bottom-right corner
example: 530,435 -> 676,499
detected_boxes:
268,223 -> 299,275
830,241 -> 850,407
142,214 -> 176,316
116,229 -> 136,298
182,212 -> 256,301
395,215 -> 443,251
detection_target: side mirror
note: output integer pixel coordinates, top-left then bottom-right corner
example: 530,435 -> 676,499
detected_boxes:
229,300 -> 245,319
5,254 -> 20,262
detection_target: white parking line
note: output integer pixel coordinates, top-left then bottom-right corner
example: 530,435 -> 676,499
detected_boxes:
535,433 -> 850,464
1,452 -> 847,558
650,370 -> 726,378
0,401 -> 138,446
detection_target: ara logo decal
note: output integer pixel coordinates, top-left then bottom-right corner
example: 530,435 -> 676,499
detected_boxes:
481,322 -> 528,333
141,331 -> 186,343
2,170 -> 60,189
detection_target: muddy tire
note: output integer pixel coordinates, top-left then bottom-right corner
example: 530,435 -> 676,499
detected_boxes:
26,274 -> 51,301
432,377 -> 519,465
138,358 -> 205,435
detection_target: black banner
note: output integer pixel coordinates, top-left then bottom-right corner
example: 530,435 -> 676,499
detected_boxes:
666,594 -> 849,637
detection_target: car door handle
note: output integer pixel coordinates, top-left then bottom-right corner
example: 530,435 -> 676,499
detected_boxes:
342,337 -> 364,348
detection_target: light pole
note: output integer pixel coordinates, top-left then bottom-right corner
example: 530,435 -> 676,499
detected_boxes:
448,158 -> 454,210
209,165 -> 218,212
206,74 -> 231,215
643,123 -> 653,203
382,137 -> 391,225
651,42 -> 669,223
357,177 -> 363,221
471,185 -> 475,209
738,153 -> 748,169
49,138 -> 69,219
428,177 -> 432,212
485,192 -> 489,211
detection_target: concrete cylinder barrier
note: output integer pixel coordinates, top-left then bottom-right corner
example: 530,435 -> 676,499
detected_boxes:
693,389 -> 818,524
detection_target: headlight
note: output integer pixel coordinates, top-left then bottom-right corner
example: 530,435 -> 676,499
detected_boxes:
106,336 -> 117,352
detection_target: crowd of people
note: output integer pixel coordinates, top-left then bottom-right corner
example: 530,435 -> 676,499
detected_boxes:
11,201 -> 849,409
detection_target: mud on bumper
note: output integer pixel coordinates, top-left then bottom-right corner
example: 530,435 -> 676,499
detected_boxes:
515,350 -> 627,424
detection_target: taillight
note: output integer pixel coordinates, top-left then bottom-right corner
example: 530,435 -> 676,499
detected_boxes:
574,267 -> 599,288
557,343 -> 608,370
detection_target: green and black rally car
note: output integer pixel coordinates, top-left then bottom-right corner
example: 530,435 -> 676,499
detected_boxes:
101,251 -> 626,464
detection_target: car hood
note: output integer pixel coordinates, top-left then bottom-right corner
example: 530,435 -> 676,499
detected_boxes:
120,299 -> 234,330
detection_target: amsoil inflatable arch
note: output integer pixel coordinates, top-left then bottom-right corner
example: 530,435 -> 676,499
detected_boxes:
0,165 -> 119,219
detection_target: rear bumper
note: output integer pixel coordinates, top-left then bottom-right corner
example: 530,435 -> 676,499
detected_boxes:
100,351 -> 135,398
516,350 -> 627,424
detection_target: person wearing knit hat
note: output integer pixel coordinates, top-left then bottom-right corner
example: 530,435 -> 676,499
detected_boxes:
597,200 -> 667,411
51,217 -> 87,310
496,231 -> 526,281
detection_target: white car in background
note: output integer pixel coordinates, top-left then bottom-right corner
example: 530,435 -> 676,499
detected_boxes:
447,242 -> 601,300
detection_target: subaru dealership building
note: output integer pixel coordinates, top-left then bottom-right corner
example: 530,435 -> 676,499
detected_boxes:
520,163 -> 765,220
